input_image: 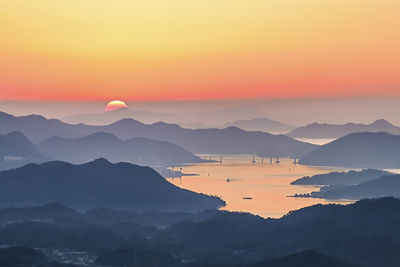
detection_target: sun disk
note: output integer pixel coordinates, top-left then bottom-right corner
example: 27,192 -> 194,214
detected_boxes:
105,100 -> 128,112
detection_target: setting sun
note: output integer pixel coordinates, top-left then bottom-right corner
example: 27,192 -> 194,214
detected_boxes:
104,100 -> 128,112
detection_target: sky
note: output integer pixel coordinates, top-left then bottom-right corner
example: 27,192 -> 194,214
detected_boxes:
1,0 -> 399,101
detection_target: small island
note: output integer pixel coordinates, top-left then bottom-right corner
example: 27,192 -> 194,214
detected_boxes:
291,169 -> 393,186
291,169 -> 400,200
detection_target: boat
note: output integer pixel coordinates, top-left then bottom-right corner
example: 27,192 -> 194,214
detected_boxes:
243,197 -> 253,200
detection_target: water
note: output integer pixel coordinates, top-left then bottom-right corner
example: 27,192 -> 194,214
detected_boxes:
294,138 -> 335,145
167,155 -> 353,218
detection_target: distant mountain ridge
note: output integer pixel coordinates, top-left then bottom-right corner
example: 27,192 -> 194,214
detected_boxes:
0,111 -> 84,142
288,119 -> 400,139
224,117 -> 296,134
38,132 -> 204,166
0,111 -> 317,157
62,107 -> 177,125
0,130 -> 204,170
89,120 -> 317,156
0,159 -> 224,211
299,132 -> 400,168
0,132 -> 48,170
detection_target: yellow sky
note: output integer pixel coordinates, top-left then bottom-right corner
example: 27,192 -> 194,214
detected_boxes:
0,0 -> 399,100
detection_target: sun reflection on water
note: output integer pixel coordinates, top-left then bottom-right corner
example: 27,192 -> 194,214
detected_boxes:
167,155 -> 354,218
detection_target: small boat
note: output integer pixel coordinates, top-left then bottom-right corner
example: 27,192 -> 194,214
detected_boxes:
243,197 -> 253,200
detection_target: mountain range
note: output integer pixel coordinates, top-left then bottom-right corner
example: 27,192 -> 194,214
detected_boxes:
224,117 -> 296,134
0,132 -> 48,170
299,132 -> 400,168
158,197 -> 400,267
288,119 -> 400,139
0,111 -> 317,157
0,111 -> 82,143
309,174 -> 400,200
0,130 -> 204,170
62,107 -> 177,125
0,197 -> 400,266
0,159 -> 224,211
38,132 -> 204,166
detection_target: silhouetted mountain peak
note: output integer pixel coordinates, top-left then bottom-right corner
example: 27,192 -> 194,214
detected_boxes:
371,119 -> 393,127
289,119 -> 400,139
38,160 -> 73,169
0,132 -> 48,169
300,131 -> 400,168
85,157 -> 113,166
1,132 -> 37,151
222,117 -> 296,133
19,159 -> 114,172
342,131 -> 394,139
0,159 -> 224,211
309,122 -> 325,127
224,126 -> 245,132
0,111 -> 14,119
109,118 -> 145,127
84,132 -> 120,141
3,131 -> 31,141
22,114 -> 47,121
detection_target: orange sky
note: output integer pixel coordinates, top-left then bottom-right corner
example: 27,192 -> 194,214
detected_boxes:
0,0 -> 399,101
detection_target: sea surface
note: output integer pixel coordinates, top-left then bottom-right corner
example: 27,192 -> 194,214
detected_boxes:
294,138 -> 335,145
167,155 -> 353,218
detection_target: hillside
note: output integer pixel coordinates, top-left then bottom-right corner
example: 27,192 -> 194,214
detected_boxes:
291,169 -> 393,186
38,132 -> 204,166
0,132 -> 48,170
300,132 -> 400,168
0,159 -> 224,211
62,107 -> 177,125
0,111 -> 317,157
288,119 -> 400,139
98,120 -> 317,156
310,174 -> 400,200
0,111 -> 83,142
0,198 -> 400,266
223,117 -> 296,134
